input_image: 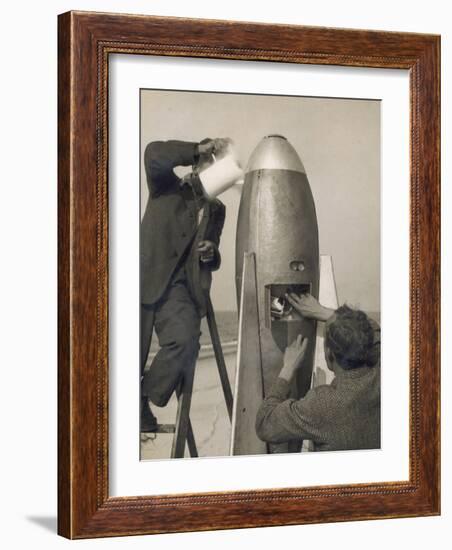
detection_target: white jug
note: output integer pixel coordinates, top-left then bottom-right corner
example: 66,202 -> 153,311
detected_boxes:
199,152 -> 244,199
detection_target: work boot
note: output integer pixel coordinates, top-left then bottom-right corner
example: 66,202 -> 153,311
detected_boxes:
140,396 -> 158,432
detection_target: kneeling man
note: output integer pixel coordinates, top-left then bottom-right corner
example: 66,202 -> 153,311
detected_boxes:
256,295 -> 381,451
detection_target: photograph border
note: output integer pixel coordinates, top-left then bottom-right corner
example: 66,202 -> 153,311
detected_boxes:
58,11 -> 440,538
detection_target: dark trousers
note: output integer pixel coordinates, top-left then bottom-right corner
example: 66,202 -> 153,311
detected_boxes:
141,267 -> 201,407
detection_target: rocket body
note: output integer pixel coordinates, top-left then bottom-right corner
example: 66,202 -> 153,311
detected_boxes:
233,135 -> 319,454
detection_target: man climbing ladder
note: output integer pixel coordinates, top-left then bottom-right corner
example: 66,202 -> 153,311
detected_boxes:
140,138 -> 234,457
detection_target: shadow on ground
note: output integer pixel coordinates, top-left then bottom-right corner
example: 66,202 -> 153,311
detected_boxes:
26,516 -> 57,533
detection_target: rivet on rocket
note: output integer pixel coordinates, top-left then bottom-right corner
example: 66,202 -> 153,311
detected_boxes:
231,135 -> 320,455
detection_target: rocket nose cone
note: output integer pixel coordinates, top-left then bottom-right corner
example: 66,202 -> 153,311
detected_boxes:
246,135 -> 306,173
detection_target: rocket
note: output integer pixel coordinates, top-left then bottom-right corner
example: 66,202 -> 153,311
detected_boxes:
231,135 -> 319,455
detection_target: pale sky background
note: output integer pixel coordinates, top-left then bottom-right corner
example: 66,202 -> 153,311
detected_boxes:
141,90 -> 380,313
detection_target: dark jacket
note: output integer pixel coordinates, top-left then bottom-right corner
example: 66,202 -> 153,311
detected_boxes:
140,140 -> 225,314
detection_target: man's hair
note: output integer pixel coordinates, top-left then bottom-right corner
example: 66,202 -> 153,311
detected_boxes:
325,305 -> 379,370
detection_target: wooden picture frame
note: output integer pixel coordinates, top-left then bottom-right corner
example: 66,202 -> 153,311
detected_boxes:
58,11 -> 440,538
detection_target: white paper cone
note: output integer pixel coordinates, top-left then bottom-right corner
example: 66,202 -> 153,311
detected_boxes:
199,154 -> 244,199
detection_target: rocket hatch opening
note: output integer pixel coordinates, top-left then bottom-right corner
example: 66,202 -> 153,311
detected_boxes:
266,283 -> 312,325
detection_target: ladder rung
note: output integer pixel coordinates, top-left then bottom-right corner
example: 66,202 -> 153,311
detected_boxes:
155,424 -> 176,433
141,424 -> 176,434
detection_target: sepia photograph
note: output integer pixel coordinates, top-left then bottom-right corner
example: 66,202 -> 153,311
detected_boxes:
139,89 -> 381,460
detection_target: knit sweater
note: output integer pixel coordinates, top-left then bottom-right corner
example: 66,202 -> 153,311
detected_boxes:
255,364 -> 381,452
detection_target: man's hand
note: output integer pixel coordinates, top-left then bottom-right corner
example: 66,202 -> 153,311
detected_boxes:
286,292 -> 334,322
213,138 -> 232,156
198,140 -> 216,157
198,240 -> 216,263
198,138 -> 232,158
279,334 -> 308,382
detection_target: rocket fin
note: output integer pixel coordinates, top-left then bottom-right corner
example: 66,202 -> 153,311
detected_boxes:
230,252 -> 267,456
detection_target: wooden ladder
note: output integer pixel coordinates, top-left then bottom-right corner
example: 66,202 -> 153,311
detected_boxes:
150,295 -> 234,458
